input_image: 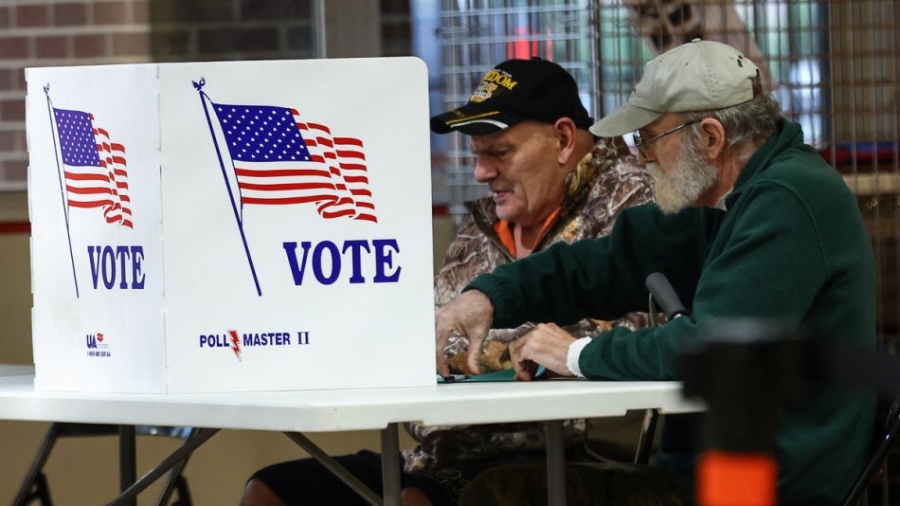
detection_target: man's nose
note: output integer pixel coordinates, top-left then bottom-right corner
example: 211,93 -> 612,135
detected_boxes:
473,159 -> 495,183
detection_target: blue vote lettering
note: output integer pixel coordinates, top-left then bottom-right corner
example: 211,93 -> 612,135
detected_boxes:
283,239 -> 401,285
87,245 -> 146,290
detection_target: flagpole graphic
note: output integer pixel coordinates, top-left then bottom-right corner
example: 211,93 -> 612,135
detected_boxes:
195,78 -> 263,297
194,78 -> 378,295
44,85 -> 135,297
44,84 -> 80,298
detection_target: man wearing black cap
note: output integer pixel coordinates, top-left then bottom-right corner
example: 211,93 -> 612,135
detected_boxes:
428,58 -> 637,258
241,58 -> 654,506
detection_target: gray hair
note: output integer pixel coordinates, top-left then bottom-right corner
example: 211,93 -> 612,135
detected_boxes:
681,93 -> 782,158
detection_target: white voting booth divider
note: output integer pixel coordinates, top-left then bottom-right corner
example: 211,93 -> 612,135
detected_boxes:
26,58 -> 435,393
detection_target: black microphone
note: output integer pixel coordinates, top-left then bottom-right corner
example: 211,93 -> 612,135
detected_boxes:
645,272 -> 687,319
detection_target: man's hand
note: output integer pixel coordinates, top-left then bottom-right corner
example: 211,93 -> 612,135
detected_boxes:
508,323 -> 576,381
435,290 -> 494,376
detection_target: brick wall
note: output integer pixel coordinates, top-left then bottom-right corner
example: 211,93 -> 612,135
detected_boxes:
1,0 -> 152,187
381,0 -> 413,56
0,0 -> 412,189
150,0 -> 316,62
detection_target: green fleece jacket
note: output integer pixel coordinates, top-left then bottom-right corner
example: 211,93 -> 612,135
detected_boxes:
467,120 -> 876,505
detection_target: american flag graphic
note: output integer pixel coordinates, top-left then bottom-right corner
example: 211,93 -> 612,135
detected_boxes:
53,108 -> 133,228
212,103 -> 377,223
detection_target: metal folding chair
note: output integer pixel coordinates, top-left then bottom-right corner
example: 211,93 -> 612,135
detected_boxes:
13,423 -> 196,506
843,397 -> 900,506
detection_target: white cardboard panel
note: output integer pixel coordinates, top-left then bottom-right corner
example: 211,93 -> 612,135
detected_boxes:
27,58 -> 435,393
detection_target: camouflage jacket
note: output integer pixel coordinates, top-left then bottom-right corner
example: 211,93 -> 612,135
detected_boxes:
403,139 -> 655,474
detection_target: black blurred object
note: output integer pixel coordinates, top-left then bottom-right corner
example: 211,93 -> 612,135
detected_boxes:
678,318 -> 900,506
679,318 -> 900,452
679,320 -> 811,455
645,272 -> 900,505
645,272 -> 688,319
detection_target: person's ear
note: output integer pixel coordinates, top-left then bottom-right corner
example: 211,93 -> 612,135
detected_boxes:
553,118 -> 578,164
699,118 -> 727,160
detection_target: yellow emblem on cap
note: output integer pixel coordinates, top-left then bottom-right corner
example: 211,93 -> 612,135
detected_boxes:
469,70 -> 518,103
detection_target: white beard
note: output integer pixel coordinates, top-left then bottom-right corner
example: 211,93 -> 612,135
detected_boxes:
646,139 -> 718,214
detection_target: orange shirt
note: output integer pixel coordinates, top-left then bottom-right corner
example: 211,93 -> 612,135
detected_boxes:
493,207 -> 561,258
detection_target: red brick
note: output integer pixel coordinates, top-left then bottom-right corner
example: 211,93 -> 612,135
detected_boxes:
54,3 -> 88,26
0,130 -> 24,152
0,37 -> 30,59
1,99 -> 25,121
0,69 -> 25,92
13,69 -> 25,91
3,159 -> 28,184
0,130 -> 16,151
112,32 -> 149,56
94,1 -> 129,24
36,36 -> 69,59
132,1 -> 150,24
73,34 -> 108,58
15,5 -> 49,28
0,69 -> 11,91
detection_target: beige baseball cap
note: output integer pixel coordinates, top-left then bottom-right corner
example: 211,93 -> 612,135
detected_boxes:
590,39 -> 760,137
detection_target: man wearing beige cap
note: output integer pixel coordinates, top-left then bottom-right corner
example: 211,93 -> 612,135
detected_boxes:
437,39 -> 876,505
242,58 -> 656,506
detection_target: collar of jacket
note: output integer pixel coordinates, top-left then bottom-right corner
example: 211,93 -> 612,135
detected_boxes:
724,117 -> 801,211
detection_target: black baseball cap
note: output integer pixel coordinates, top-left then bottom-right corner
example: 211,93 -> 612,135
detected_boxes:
430,58 -> 593,136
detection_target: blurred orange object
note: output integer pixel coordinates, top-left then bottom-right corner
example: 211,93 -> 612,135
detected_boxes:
698,451 -> 777,506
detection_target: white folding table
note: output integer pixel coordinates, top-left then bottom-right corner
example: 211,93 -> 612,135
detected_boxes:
0,365 -> 704,506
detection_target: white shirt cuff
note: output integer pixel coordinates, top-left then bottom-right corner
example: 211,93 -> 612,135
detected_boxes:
566,338 -> 590,378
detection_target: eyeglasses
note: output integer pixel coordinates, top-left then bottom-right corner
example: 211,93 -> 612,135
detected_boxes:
632,119 -> 701,159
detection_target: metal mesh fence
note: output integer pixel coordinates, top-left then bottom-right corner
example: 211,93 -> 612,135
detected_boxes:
435,0 -> 601,216
436,0 -> 900,350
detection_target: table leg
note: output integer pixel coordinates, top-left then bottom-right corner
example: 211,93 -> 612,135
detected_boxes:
118,425 -> 137,506
381,423 -> 401,506
12,423 -> 60,506
545,419 -> 566,506
108,428 -> 219,506
285,431 -> 383,506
